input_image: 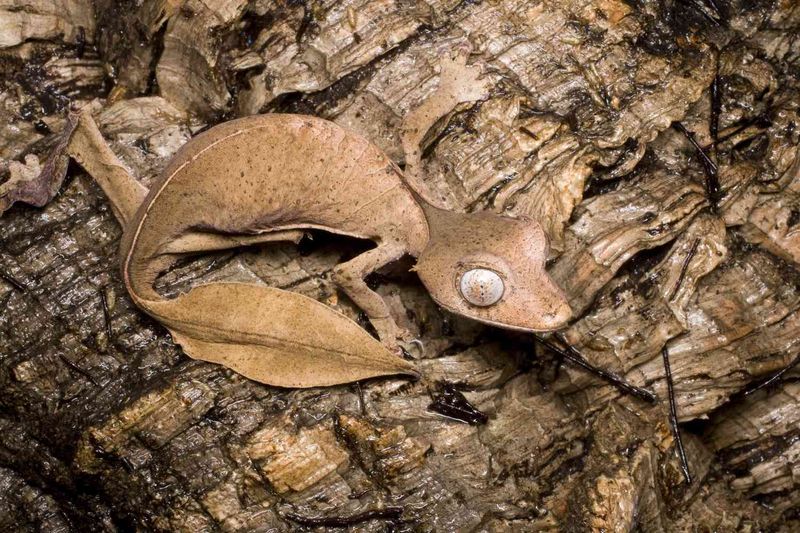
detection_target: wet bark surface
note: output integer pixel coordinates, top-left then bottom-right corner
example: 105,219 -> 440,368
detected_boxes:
1,0 -> 799,531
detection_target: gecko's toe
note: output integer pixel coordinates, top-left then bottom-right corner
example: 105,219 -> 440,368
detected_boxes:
398,338 -> 425,359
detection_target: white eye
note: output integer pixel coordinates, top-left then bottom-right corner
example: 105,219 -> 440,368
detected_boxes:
459,268 -> 504,307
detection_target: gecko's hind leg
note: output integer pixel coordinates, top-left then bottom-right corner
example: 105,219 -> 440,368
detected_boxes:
332,243 -> 413,352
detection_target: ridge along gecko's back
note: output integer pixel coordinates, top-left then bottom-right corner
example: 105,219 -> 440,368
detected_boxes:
120,114 -> 428,297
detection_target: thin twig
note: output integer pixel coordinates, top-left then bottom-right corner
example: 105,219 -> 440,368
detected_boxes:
0,269 -> 27,291
704,0 -> 724,23
673,122 -> 718,174
354,381 -> 366,415
538,334 -> 657,403
59,354 -> 99,387
673,122 -> 721,211
283,506 -> 404,528
100,289 -> 114,343
661,346 -> 691,484
710,72 -> 721,145
707,114 -> 772,149
688,0 -> 721,25
669,238 -> 701,301
744,354 -> 800,396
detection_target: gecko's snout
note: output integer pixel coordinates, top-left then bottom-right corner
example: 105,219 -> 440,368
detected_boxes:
511,272 -> 573,332
537,294 -> 573,330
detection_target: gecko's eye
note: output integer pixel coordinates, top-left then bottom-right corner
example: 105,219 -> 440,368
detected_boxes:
459,268 -> 504,307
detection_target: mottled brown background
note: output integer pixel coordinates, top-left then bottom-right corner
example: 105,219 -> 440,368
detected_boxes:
1,0 -> 799,531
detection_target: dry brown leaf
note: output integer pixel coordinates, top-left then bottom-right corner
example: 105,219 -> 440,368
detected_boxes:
157,283 -> 417,388
0,112 -> 79,215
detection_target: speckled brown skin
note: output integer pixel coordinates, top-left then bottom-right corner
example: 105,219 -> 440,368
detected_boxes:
120,114 -> 429,344
398,50 -> 572,334
57,54 -> 571,388
119,114 -> 433,386
61,107 -> 571,388
120,109 -> 571,333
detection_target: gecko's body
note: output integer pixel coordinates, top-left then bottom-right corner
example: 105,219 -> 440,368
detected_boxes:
123,114 -> 428,303
35,53 -> 573,388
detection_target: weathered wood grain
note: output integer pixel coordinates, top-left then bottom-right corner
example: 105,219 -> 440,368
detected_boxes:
1,0 -> 799,530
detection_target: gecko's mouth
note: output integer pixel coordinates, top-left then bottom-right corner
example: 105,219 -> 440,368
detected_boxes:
429,295 -> 571,334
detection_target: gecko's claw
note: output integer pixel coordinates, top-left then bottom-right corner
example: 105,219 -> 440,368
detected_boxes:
398,337 -> 425,359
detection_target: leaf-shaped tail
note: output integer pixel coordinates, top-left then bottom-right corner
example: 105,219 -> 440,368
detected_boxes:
139,282 -> 418,388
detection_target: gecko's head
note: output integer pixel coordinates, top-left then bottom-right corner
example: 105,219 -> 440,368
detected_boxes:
415,210 -> 572,332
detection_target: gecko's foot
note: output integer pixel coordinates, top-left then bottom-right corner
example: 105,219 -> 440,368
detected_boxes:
372,318 -> 418,357
398,338 -> 425,359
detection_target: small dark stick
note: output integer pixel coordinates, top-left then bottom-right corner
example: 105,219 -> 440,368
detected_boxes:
710,73 -> 721,145
744,354 -> 800,396
59,354 -> 99,387
669,238 -> 701,301
708,57 -> 722,212
100,289 -> 114,343
283,506 -> 404,528
712,115 -> 773,148
673,122 -> 718,175
704,0 -> 724,23
353,381 -> 366,415
76,26 -> 87,58
538,335 -> 657,403
689,0 -> 721,25
0,269 -> 27,291
673,122 -> 721,211
661,346 -> 692,484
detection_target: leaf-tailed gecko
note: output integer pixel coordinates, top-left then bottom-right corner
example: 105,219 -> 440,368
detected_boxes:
6,50 -> 572,388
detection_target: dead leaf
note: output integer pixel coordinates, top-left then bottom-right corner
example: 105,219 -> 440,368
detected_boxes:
0,112 -> 80,215
148,282 -> 418,388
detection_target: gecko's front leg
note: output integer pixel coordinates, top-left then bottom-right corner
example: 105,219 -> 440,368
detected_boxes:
332,243 -> 415,352
335,49 -> 490,352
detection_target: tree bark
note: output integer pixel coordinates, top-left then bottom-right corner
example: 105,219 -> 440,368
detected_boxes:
1,0 -> 799,531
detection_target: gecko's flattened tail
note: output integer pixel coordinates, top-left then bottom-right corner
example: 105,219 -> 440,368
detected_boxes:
136,282 -> 419,388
